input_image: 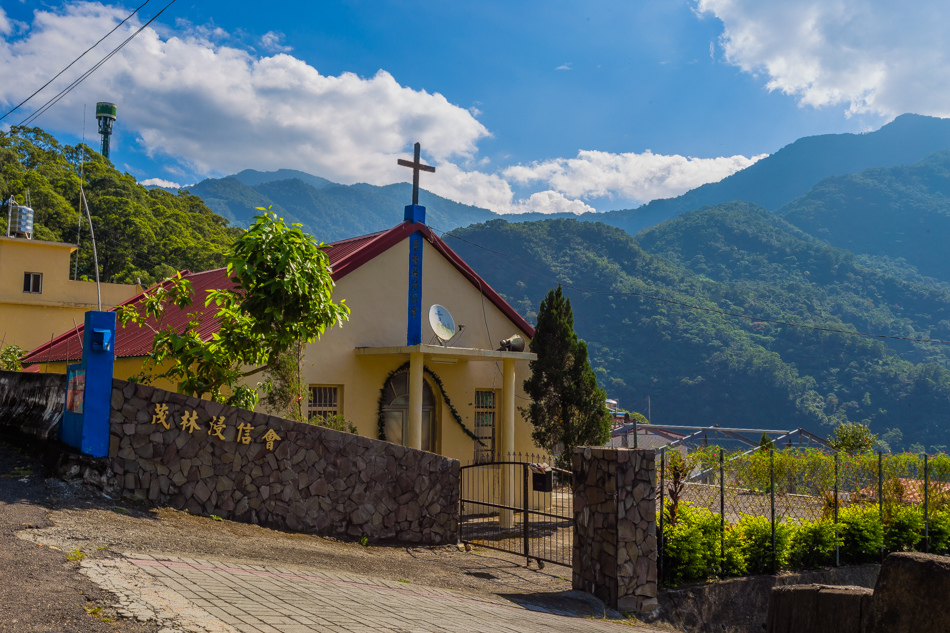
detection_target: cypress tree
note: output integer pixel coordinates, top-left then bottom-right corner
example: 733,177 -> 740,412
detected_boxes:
523,285 -> 611,468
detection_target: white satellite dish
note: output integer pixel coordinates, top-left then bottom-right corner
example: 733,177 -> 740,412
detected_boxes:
429,304 -> 457,344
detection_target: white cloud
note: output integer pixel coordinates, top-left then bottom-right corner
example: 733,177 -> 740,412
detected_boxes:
504,149 -> 765,206
555,63 -> 572,71
259,30 -> 292,53
0,2 -> 489,184
696,0 -> 950,118
0,2 -> 764,217
139,177 -> 181,188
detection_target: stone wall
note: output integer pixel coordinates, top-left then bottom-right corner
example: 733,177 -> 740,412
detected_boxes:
110,379 -> 460,544
765,585 -> 873,633
572,447 -> 657,613
0,369 -> 66,438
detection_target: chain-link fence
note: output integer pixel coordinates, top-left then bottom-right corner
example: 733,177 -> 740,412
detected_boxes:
657,448 -> 950,586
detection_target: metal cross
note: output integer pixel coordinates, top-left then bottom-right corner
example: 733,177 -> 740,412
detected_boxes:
397,142 -> 435,206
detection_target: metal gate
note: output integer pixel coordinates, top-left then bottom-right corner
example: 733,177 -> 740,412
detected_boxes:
459,456 -> 573,568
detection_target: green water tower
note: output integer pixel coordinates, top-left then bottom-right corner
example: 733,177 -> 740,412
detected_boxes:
96,102 -> 117,160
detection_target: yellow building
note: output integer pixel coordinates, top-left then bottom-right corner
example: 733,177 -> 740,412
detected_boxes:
0,235 -> 140,351
22,219 -> 542,464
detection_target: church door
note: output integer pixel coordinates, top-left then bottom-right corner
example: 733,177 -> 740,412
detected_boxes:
382,370 -> 436,451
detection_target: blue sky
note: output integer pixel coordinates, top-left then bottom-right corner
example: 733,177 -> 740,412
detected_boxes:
0,0 -> 938,213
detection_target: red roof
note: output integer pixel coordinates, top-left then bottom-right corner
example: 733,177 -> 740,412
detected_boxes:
22,222 -> 534,364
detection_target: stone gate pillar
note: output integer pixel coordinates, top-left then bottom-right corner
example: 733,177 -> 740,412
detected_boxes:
572,447 -> 658,613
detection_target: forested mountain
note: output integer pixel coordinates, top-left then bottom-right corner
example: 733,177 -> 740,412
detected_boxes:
188,173 -> 499,241
0,127 -> 240,285
447,217 -> 950,451
781,150 -> 950,284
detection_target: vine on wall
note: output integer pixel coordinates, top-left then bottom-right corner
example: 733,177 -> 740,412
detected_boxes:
376,361 -> 484,446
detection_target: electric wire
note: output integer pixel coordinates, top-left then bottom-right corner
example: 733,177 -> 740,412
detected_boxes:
20,0 -> 177,127
428,224 -> 950,347
0,1 -> 150,124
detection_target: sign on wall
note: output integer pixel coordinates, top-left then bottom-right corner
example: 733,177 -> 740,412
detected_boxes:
65,368 -> 85,414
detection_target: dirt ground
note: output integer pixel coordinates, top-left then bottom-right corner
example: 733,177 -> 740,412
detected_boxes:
1,440 -> 663,632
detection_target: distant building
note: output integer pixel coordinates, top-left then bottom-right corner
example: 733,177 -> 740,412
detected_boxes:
0,235 -> 140,351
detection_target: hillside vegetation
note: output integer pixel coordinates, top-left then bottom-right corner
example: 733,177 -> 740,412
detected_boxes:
0,127 -> 241,285
447,217 -> 950,451
188,170 -> 498,241
782,150 -> 950,283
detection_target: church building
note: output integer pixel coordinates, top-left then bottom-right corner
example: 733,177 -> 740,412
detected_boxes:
21,147 -> 542,464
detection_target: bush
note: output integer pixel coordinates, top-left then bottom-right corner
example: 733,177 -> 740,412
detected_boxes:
661,501 -> 720,585
787,519 -> 839,569
838,504 -> 883,563
734,514 -> 791,574
883,504 -> 923,552
721,524 -> 748,577
928,508 -> 950,554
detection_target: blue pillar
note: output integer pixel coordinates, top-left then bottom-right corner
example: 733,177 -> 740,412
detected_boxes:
60,310 -> 116,457
405,204 -> 426,346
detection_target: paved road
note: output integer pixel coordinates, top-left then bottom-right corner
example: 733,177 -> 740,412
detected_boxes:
82,554 -> 653,633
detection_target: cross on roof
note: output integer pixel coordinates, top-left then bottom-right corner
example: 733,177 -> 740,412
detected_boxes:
397,142 -> 435,206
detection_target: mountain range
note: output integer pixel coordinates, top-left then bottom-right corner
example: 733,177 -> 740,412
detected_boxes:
180,114 -> 950,242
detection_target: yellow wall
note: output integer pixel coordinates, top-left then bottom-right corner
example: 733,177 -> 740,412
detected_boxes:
298,234 -> 542,464
0,236 -> 140,350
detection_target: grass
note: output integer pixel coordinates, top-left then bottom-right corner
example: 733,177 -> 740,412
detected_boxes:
66,549 -> 86,562
84,605 -> 112,622
210,515 -> 223,522
111,506 -> 130,515
397,579 -> 409,584
1,466 -> 32,479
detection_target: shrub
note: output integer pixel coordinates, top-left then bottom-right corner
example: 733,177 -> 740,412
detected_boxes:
787,519 -> 839,569
661,501 -> 720,585
928,508 -> 950,554
721,524 -> 748,577
838,504 -> 883,563
734,514 -> 791,574
883,504 -> 923,553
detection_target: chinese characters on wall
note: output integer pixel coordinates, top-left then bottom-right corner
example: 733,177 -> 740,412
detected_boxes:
149,403 -> 281,450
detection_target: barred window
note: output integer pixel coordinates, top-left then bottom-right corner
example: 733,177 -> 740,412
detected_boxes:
474,390 -> 495,462
308,385 -> 341,420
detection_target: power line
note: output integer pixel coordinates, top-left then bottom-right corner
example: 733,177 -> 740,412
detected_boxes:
0,1 -> 150,124
428,225 -> 950,346
20,0 -> 177,127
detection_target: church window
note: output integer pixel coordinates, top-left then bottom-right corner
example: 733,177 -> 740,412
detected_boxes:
474,390 -> 496,462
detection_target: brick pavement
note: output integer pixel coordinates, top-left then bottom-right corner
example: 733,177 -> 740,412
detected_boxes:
82,554 -> 654,633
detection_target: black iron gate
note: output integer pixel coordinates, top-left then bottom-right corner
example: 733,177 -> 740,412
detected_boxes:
459,455 -> 573,568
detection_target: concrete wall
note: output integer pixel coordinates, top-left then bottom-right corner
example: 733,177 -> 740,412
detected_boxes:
0,369 -> 66,438
0,236 -> 139,350
572,447 -> 658,613
110,379 -> 460,544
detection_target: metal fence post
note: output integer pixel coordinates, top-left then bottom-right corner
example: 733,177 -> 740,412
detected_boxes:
720,448 -> 725,573
659,448 -> 665,585
523,463 -> 530,565
770,449 -> 776,574
878,451 -> 884,562
834,452 -> 840,567
924,453 -> 930,554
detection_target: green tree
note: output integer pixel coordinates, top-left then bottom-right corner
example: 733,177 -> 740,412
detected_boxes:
522,285 -> 611,468
119,211 -> 349,409
0,344 -> 26,371
828,422 -> 878,454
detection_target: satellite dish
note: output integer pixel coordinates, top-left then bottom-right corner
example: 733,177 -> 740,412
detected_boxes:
429,304 -> 457,344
